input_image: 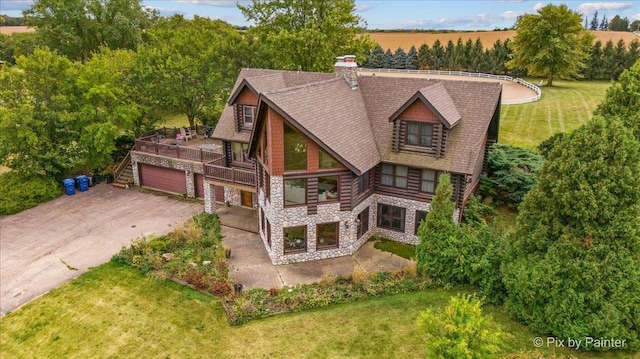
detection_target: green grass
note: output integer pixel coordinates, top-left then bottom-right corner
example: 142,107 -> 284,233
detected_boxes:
2,262 -> 637,358
157,112 -> 190,129
500,80 -> 611,149
372,237 -> 416,260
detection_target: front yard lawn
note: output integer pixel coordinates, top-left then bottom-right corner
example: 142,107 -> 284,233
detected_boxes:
2,262 -> 636,358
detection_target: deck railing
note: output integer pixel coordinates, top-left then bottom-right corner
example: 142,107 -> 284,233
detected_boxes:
204,162 -> 256,187
134,137 -> 223,163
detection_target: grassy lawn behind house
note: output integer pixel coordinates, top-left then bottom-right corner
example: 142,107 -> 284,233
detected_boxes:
2,262 -> 637,358
500,80 -> 611,149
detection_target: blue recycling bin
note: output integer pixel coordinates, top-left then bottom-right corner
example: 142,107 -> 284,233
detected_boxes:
63,178 -> 76,196
76,175 -> 89,192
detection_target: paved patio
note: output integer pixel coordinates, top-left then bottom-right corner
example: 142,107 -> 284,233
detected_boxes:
222,226 -> 411,290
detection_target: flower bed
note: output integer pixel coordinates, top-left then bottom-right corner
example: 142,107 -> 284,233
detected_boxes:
111,213 -> 233,295
222,264 -> 433,325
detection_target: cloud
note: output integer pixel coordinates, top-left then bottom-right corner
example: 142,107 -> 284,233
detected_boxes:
633,13 -> 640,21
174,0 -> 250,8
356,4 -> 372,12
399,10 -> 523,30
533,2 -> 545,12
144,6 -> 188,17
577,2 -> 634,15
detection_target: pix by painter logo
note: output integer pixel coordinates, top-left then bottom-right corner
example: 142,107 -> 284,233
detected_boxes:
533,336 -> 627,350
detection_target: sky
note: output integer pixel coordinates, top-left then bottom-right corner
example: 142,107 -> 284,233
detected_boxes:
2,1 -> 639,30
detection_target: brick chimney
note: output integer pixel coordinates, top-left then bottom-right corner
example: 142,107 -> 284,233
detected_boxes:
334,55 -> 358,89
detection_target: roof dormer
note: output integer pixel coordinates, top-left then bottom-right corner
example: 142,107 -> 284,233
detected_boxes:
389,83 -> 461,158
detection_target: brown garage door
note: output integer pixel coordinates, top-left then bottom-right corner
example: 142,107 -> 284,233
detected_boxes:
139,164 -> 186,194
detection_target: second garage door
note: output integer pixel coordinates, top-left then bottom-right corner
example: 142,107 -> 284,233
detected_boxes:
139,164 -> 186,194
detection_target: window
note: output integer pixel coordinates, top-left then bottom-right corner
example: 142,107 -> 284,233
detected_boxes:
357,171 -> 370,194
381,164 -> 408,188
377,204 -> 405,231
318,176 -> 338,202
265,172 -> 271,200
284,226 -> 306,253
284,123 -> 306,171
420,169 -> 437,193
407,122 -> 433,147
242,105 -> 255,126
267,219 -> 271,247
357,207 -> 369,239
415,210 -> 428,235
316,222 -> 339,249
284,178 -> 306,206
261,208 -> 265,234
319,148 -> 340,169
232,142 -> 248,162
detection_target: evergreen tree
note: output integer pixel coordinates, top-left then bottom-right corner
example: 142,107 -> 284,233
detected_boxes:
393,47 -> 408,69
406,45 -> 418,70
590,10 -> 599,30
502,115 -> 640,350
416,173 -> 456,278
584,40 -> 604,79
626,40 -> 640,70
417,43 -> 429,69
444,39 -> 455,70
367,44 -> 384,68
382,49 -> 393,68
613,39 -> 627,79
596,60 -> 640,141
599,14 -> 608,30
431,39 -> 445,70
602,40 -> 616,79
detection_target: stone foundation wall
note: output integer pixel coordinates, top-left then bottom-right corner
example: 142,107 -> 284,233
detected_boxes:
224,187 -> 241,207
256,176 -> 461,265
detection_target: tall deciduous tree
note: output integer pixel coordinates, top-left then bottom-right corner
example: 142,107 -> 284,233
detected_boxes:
24,0 -> 155,63
502,116 -> 640,350
507,4 -> 594,85
238,0 -> 373,72
138,16 -> 246,128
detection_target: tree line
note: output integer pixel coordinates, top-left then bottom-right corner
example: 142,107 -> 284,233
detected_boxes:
363,37 -> 640,80
586,11 -> 640,32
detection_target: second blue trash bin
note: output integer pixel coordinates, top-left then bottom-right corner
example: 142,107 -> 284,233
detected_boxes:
63,178 -> 76,195
76,175 -> 89,192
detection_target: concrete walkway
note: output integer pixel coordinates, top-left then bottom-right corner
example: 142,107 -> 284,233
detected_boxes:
222,226 -> 411,290
0,184 -> 203,316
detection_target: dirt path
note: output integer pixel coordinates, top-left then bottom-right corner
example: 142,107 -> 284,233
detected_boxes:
0,184 -> 202,315
358,71 -> 538,102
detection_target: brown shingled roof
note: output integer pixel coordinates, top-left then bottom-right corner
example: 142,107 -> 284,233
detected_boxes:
262,78 -> 379,175
216,68 -> 502,176
213,68 -> 334,143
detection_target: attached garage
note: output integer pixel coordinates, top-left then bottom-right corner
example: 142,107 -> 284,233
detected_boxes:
214,185 -> 225,203
139,164 -> 186,194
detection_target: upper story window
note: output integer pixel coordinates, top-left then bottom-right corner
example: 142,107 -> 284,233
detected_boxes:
232,142 -> 248,162
319,148 -> 340,169
284,178 -> 306,206
420,169 -> 437,193
242,105 -> 255,127
381,164 -> 408,188
284,123 -> 307,171
318,176 -> 338,202
407,122 -> 433,147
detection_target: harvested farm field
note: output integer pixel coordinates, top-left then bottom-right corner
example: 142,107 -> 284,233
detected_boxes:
368,30 -> 640,51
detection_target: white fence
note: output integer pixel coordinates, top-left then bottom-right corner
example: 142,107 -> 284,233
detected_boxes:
358,68 -> 542,105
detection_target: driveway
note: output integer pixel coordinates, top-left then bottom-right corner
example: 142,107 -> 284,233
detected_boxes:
0,184 -> 203,315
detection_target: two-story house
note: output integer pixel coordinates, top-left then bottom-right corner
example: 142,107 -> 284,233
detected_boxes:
203,55 -> 502,265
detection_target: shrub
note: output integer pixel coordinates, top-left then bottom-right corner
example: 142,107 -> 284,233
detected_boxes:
0,172 -> 60,215
417,294 -> 505,359
479,143 -> 543,208
502,117 -> 640,350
